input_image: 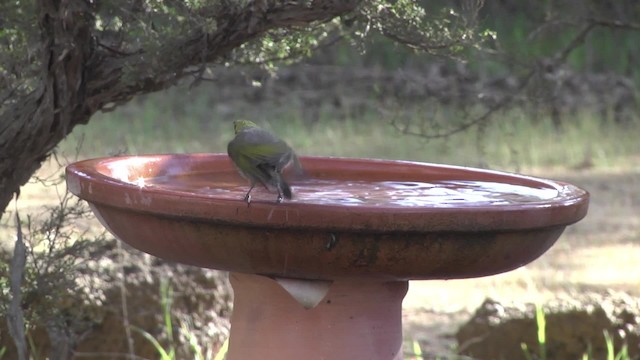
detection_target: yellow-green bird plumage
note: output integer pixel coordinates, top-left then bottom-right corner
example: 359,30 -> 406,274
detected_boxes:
227,120 -> 302,203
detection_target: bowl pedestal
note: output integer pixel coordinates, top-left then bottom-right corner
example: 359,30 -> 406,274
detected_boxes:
227,273 -> 407,360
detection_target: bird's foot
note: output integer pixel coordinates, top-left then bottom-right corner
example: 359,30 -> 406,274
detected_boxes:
244,194 -> 252,205
276,194 -> 284,203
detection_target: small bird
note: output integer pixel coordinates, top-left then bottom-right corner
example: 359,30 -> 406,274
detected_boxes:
227,120 -> 302,204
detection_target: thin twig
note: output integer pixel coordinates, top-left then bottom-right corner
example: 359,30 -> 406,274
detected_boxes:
189,32 -> 210,89
73,351 -> 150,359
96,41 -> 142,56
118,240 -> 136,358
393,15 -> 605,139
8,202 -> 28,360
553,22 -> 596,65
588,17 -> 640,31
390,69 -> 535,139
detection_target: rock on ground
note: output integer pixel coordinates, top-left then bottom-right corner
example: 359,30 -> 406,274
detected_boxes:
456,294 -> 640,360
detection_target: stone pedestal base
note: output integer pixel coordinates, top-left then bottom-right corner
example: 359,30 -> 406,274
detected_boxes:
227,273 -> 408,360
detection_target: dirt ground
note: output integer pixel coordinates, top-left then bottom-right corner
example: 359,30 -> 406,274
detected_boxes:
401,164 -> 640,356
4,159 -> 640,358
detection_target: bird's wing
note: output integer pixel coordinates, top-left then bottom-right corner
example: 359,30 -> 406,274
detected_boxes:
227,131 -> 287,188
234,128 -> 292,166
227,145 -> 274,187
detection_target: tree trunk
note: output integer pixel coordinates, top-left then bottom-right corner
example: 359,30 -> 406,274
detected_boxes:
0,0 -> 359,218
0,0 -> 93,217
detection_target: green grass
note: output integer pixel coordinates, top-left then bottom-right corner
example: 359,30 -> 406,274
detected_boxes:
59,85 -> 640,173
522,303 -> 547,360
136,279 -> 228,360
520,304 -> 632,360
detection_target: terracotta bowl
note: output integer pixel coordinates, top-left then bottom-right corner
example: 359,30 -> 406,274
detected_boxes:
66,153 -> 589,281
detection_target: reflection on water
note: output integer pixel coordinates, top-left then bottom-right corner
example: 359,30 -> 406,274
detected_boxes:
128,173 -> 561,207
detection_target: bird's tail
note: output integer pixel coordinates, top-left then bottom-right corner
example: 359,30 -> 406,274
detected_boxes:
280,179 -> 292,199
288,153 -> 307,180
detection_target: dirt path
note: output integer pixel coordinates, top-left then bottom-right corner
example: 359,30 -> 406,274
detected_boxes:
401,167 -> 640,355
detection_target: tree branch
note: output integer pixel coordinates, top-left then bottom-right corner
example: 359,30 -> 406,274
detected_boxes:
85,0 -> 361,111
390,70 -> 535,139
553,22 -> 596,66
393,16 -> 605,139
0,0 -> 362,218
588,17 -> 640,31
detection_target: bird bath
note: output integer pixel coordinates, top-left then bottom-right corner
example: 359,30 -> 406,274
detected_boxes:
66,153 -> 589,359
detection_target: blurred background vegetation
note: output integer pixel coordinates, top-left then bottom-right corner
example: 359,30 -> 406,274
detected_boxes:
59,0 -> 640,172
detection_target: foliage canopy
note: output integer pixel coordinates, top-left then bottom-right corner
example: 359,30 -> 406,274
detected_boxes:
0,0 -> 483,217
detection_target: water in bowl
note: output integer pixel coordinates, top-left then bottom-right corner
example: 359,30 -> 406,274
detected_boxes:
134,172 -> 560,207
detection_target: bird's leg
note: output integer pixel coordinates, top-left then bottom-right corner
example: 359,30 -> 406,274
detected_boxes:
244,184 -> 255,204
276,182 -> 284,203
